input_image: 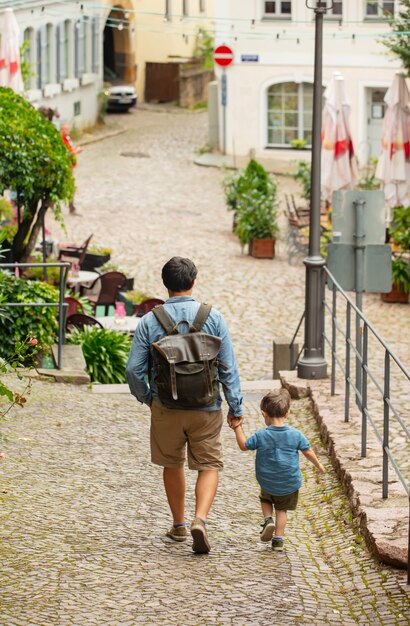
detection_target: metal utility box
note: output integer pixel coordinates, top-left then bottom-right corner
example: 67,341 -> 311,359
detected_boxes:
327,191 -> 392,293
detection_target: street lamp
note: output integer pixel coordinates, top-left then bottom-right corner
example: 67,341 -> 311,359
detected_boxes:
297,0 -> 330,380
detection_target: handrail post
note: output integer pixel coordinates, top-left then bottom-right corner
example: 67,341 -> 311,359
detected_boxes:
331,280 -> 336,396
353,199 -> 366,408
345,303 -> 351,422
361,324 -> 368,458
383,350 -> 390,499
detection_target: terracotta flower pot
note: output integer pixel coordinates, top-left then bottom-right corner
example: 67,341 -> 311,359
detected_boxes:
381,284 -> 409,304
249,238 -> 275,259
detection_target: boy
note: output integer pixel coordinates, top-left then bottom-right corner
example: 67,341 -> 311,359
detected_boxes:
231,388 -> 325,551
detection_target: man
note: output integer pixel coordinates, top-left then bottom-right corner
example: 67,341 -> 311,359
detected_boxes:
126,257 -> 243,554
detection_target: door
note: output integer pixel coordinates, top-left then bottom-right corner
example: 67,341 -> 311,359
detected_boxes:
366,88 -> 387,159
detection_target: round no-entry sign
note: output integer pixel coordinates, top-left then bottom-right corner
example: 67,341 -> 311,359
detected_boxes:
213,45 -> 234,67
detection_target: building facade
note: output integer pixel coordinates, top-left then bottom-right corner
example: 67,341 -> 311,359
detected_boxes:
0,0 -> 214,127
213,1 -> 407,165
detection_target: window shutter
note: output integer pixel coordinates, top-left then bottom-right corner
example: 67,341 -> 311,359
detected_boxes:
92,16 -> 99,73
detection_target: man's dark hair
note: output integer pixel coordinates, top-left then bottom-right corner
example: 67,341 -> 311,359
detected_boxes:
162,257 -> 198,292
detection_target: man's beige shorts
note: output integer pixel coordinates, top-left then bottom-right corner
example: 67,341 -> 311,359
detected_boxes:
150,401 -> 224,470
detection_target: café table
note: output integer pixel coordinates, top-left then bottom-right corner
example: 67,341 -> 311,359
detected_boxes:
66,270 -> 99,293
96,315 -> 140,334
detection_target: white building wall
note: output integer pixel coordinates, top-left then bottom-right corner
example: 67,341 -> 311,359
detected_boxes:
214,0 -> 406,164
0,1 -> 102,129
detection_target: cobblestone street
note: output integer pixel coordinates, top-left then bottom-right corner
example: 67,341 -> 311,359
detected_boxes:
1,382 -> 410,625
1,108 -> 410,624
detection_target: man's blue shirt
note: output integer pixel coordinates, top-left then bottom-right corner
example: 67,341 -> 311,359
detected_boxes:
245,425 -> 310,495
126,296 -> 243,416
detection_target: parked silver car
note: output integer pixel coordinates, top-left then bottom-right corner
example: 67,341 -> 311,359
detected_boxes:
104,67 -> 137,112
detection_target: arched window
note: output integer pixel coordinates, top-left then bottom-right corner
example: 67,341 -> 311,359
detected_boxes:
267,81 -> 313,147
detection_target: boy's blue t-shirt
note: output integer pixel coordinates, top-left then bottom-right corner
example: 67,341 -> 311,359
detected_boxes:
245,425 -> 310,496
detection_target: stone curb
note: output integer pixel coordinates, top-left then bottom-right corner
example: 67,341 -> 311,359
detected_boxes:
280,369 -> 409,570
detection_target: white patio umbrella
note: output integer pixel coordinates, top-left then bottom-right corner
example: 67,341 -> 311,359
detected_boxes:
321,74 -> 358,203
0,7 -> 24,93
375,73 -> 410,224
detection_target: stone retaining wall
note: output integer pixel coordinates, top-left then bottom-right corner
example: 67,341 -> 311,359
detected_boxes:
280,370 -> 409,570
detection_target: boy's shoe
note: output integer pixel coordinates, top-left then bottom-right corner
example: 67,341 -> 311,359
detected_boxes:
271,537 -> 284,551
260,517 -> 275,542
166,525 -> 188,542
190,517 -> 211,554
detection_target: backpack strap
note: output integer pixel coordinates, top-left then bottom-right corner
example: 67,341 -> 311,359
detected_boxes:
190,303 -> 212,333
152,305 -> 176,335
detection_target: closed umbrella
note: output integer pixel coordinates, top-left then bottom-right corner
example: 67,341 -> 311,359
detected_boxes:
375,73 -> 410,224
0,7 -> 24,93
321,74 -> 358,203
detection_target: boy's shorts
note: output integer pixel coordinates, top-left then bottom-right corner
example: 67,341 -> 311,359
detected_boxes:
259,489 -> 299,511
150,401 -> 224,471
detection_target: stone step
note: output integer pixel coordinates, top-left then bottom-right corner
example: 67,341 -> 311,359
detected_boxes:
36,344 -> 90,384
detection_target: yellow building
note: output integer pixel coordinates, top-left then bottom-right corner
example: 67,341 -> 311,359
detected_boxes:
101,0 -> 214,104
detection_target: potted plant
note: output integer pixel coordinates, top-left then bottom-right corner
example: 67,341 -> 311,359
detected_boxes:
81,244 -> 112,271
290,138 -> 307,150
381,206 -> 410,304
223,159 -> 274,232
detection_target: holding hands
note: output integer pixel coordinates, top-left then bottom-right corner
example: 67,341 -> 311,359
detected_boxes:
227,414 -> 243,430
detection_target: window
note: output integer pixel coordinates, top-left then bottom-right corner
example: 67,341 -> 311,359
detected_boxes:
44,23 -> 53,84
365,1 -> 395,18
91,17 -> 100,73
182,0 -> 189,16
36,29 -> 43,88
199,0 -> 205,12
325,1 -> 343,17
267,82 -> 314,147
23,27 -> 34,90
64,20 -> 73,78
165,0 -> 172,19
74,19 -> 85,77
263,1 -> 292,17
83,17 -> 90,73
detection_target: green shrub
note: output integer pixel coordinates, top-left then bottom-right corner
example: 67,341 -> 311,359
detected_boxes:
293,160 -> 311,202
0,88 -> 75,262
391,257 -> 410,294
223,159 -> 272,213
0,271 -> 59,362
67,327 -> 132,384
223,160 -> 279,247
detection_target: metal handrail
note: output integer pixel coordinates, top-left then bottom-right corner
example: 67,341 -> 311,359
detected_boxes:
0,262 -> 71,369
323,266 -> 410,584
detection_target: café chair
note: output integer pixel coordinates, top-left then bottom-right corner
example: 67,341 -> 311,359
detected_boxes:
82,271 -> 127,315
66,313 -> 103,332
132,298 -> 165,317
58,233 -> 93,268
64,296 -> 85,318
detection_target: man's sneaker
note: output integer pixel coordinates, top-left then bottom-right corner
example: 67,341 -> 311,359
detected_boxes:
260,517 -> 275,542
165,525 -> 188,542
271,537 -> 284,551
190,517 -> 211,554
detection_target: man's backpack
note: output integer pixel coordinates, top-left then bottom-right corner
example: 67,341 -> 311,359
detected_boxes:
151,304 -> 222,410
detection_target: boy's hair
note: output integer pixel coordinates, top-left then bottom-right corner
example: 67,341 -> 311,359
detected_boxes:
260,388 -> 291,418
162,257 -> 198,292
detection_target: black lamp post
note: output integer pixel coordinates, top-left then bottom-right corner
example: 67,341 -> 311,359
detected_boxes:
297,0 -> 330,380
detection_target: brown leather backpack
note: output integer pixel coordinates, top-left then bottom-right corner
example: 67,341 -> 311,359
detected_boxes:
151,304 -> 221,409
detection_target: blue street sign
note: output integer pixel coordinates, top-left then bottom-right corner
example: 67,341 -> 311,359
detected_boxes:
241,54 -> 259,63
